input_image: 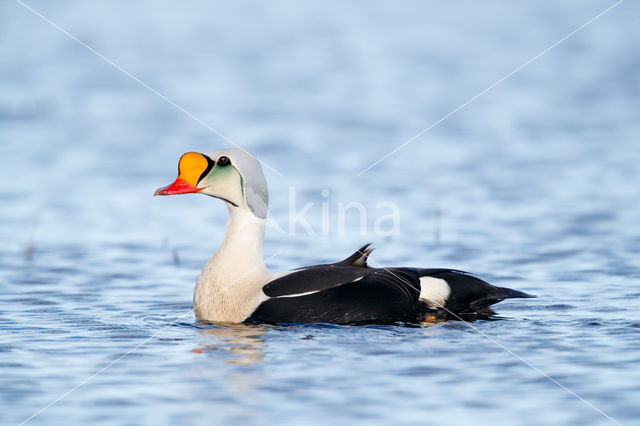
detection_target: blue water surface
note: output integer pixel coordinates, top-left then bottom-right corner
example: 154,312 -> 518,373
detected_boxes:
1,1 -> 640,425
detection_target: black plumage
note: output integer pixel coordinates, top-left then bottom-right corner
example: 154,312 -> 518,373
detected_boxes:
246,244 -> 534,325
249,268 -> 424,325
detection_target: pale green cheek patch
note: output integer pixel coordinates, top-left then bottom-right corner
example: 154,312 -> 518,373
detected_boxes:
200,165 -> 245,207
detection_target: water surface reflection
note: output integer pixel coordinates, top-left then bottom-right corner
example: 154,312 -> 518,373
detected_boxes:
194,323 -> 269,366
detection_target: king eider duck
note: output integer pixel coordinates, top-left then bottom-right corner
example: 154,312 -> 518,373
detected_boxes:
155,148 -> 534,325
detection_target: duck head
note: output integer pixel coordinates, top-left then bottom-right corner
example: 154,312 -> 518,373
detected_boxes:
155,148 -> 268,219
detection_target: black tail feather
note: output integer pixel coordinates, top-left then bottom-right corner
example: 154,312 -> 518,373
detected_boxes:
468,287 -> 535,312
496,287 -> 536,299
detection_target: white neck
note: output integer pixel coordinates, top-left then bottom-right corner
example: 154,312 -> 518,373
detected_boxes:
193,206 -> 271,322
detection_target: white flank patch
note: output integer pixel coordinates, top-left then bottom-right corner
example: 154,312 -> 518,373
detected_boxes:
419,277 -> 451,308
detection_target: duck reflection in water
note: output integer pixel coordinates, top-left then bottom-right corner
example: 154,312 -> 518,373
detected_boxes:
192,323 -> 269,365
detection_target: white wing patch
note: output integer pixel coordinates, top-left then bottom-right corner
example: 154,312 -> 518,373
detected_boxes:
419,276 -> 451,308
275,290 -> 321,298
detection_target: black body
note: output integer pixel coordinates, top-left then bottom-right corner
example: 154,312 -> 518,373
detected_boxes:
246,244 -> 534,325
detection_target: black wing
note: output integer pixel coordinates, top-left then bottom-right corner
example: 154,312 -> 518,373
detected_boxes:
262,244 -> 374,297
248,268 -> 424,325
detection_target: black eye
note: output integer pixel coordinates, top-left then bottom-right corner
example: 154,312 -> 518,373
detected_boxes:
217,156 -> 231,166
